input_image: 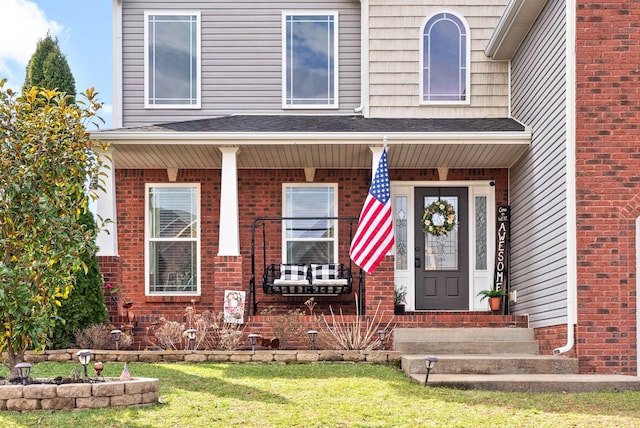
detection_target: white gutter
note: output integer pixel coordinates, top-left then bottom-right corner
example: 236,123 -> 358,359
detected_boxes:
554,0 -> 577,355
354,0 -> 369,115
112,0 -> 123,128
92,130 -> 532,143
485,0 -> 525,57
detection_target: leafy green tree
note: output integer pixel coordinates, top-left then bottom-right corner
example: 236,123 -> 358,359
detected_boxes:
22,33 -> 76,103
0,82 -> 107,376
22,33 -> 108,349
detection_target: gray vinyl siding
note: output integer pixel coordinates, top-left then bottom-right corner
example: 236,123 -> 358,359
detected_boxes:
121,0 -> 361,127
509,0 -> 567,328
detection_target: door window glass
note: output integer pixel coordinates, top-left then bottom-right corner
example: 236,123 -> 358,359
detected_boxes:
423,196 -> 459,270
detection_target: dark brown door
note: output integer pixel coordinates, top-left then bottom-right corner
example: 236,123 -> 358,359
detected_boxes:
414,187 -> 468,310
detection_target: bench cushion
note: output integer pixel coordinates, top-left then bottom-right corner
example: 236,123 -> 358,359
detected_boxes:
310,263 -> 339,281
311,279 -> 348,286
273,279 -> 309,285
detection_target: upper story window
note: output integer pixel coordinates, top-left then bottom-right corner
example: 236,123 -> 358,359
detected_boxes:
420,11 -> 470,104
145,11 -> 201,108
282,12 -> 339,109
146,184 -> 200,295
283,184 -> 338,264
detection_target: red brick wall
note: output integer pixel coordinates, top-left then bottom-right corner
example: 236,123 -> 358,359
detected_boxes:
106,169 -> 219,341
535,325 -> 577,358
575,1 -> 639,374
99,256 -> 122,318
103,167 -> 508,346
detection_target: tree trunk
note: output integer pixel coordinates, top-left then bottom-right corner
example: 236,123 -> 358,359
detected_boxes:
5,347 -> 26,379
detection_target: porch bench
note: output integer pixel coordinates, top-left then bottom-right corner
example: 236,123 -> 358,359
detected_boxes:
263,263 -> 352,296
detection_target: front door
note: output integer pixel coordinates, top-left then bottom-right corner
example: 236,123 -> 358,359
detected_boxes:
414,187 -> 468,310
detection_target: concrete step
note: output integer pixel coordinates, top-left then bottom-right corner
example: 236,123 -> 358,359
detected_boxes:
393,327 -> 539,355
402,354 -> 579,375
408,373 -> 640,393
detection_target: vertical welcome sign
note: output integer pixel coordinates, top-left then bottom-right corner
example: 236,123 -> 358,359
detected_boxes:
494,206 -> 510,301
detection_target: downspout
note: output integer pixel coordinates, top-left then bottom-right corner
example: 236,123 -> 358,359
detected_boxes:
354,0 -> 368,115
112,0 -> 123,128
554,0 -> 577,355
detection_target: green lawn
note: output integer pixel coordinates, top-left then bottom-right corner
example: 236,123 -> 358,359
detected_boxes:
1,362 -> 639,427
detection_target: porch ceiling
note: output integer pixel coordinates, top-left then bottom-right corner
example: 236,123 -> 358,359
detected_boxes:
93,115 -> 531,169
109,141 -> 530,169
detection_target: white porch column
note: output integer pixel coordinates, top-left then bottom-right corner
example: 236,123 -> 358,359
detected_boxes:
96,148 -> 118,256
370,145 -> 384,178
218,147 -> 240,256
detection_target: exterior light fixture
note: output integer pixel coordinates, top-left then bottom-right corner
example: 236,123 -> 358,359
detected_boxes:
378,329 -> 387,350
307,330 -> 318,350
77,350 -> 92,378
248,333 -> 260,352
111,329 -> 122,351
425,355 -> 438,386
185,329 -> 197,351
15,362 -> 32,386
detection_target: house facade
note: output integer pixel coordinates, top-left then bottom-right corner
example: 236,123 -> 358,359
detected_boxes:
93,0 -> 638,375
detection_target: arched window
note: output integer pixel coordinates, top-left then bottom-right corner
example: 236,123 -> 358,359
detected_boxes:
421,11 -> 470,103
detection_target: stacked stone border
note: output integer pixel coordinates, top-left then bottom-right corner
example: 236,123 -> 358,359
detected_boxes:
20,349 -> 401,365
0,377 -> 158,412
1,349 -> 400,411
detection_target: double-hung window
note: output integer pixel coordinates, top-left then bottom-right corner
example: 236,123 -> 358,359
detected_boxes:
420,11 -> 470,104
282,12 -> 338,108
145,11 -> 201,108
283,184 -> 338,264
146,184 -> 200,295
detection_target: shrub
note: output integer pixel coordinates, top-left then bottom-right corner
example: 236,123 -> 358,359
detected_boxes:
74,324 -> 132,350
260,306 -> 307,349
152,319 -> 185,350
184,304 -> 245,351
210,312 -> 245,350
50,209 -> 108,349
146,305 -> 246,351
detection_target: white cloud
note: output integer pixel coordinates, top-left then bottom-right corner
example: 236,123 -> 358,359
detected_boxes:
0,0 -> 63,88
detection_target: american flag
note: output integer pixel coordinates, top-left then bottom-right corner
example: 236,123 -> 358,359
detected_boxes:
120,363 -> 131,381
350,147 -> 394,273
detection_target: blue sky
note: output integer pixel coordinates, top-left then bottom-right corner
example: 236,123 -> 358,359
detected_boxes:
0,0 -> 113,127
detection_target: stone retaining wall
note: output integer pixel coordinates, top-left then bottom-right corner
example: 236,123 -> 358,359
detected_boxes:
21,349 -> 402,364
0,377 -> 158,412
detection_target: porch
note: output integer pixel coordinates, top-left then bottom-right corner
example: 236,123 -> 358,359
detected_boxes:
102,251 -> 527,351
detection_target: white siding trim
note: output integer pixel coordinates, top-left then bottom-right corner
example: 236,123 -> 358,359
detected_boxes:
96,147 -> 118,257
357,0 -> 369,116
112,0 -> 123,128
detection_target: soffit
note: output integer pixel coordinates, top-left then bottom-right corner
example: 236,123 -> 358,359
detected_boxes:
94,116 -> 531,169
108,141 -> 529,169
485,0 -> 549,60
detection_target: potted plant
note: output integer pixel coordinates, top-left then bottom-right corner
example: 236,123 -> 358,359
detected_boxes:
478,289 -> 505,311
394,286 -> 407,315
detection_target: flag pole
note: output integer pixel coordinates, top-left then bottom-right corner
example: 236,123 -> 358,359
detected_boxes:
349,137 -> 394,274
